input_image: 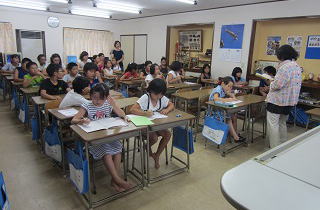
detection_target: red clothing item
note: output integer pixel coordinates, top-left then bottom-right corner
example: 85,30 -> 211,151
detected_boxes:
123,71 -> 139,79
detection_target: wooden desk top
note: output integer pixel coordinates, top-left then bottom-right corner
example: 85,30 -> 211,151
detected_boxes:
5,75 -> 14,81
20,86 -> 39,94
119,79 -> 144,85
234,85 -> 257,90
167,82 -> 201,90
113,70 -> 123,75
1,72 -> 14,76
71,122 -> 144,142
206,94 -> 266,110
151,109 -> 195,126
11,81 -> 23,86
306,108 -> 320,117
172,88 -> 212,100
203,79 -> 218,85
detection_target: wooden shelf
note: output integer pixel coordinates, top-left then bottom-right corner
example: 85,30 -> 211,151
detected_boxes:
302,80 -> 320,89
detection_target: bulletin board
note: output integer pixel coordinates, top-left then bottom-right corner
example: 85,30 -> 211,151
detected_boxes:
179,30 -> 202,51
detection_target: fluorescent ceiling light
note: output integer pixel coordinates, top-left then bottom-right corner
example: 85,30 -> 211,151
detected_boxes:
0,0 -> 47,11
71,7 -> 110,19
96,1 -> 141,14
175,0 -> 195,4
49,0 -> 68,3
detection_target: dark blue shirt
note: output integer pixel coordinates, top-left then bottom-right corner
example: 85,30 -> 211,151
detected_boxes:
17,67 -> 29,79
89,78 -> 99,88
259,79 -> 268,87
112,49 -> 124,61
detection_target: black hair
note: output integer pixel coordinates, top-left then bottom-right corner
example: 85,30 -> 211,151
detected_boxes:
73,76 -> 90,94
66,62 -> 78,71
21,58 -> 32,64
170,61 -> 182,72
98,53 -> 104,57
83,62 -> 98,75
37,54 -> 45,62
11,54 -> 19,60
90,83 -> 109,100
145,60 -> 152,67
50,53 -> 62,65
92,55 -> 98,61
125,63 -> 137,73
79,51 -> 89,61
46,63 -> 62,77
26,61 -> 37,70
263,66 -> 276,76
114,41 -> 121,47
161,57 -> 166,62
231,67 -> 243,82
202,64 -> 211,76
276,44 -> 299,61
150,64 -> 159,75
147,78 -> 167,95
221,76 -> 233,85
104,59 -> 112,68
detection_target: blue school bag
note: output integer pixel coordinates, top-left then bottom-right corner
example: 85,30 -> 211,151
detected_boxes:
120,85 -> 129,98
10,89 -> 19,111
67,141 -> 89,194
172,126 -> 194,154
44,120 -> 62,162
0,172 -> 10,210
31,105 -> 40,141
18,96 -> 28,123
202,116 -> 229,145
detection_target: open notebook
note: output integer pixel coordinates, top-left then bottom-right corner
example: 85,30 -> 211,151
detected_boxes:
255,72 -> 274,81
127,112 -> 168,121
78,117 -> 128,133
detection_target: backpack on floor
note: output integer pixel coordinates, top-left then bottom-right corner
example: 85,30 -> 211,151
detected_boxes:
44,120 -> 62,162
173,126 -> 194,154
288,107 -> 309,126
202,116 -> 229,145
31,105 -> 40,141
67,141 -> 89,194
0,172 -> 10,210
18,96 -> 28,124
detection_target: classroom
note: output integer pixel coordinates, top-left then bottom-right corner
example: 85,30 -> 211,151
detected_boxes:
0,0 -> 320,209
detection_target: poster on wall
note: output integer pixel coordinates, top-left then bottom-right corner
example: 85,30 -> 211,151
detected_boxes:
305,35 -> 320,59
179,30 -> 202,51
219,49 -> 242,63
287,36 -> 302,55
220,24 -> 245,49
266,36 -> 281,55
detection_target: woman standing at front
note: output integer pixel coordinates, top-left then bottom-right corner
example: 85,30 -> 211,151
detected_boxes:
111,41 -> 124,71
266,45 -> 302,148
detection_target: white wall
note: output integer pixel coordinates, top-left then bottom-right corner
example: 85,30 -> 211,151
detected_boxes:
0,6 -> 118,61
114,0 -> 320,78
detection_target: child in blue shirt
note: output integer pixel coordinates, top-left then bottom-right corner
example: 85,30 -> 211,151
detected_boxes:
259,66 -> 276,96
231,67 -> 248,86
83,62 -> 103,88
209,76 -> 246,142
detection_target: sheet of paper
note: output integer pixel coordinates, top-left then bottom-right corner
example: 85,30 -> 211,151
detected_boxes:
184,82 -> 196,85
79,117 -> 128,133
58,108 -> 79,117
128,116 -> 154,126
127,112 -> 168,121
227,100 -> 242,105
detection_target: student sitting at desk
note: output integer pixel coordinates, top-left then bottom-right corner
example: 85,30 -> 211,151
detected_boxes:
83,62 -> 103,88
72,83 -> 131,192
14,57 -> 31,82
59,76 -> 90,108
209,76 -> 246,143
231,67 -> 248,86
120,63 -> 140,80
259,66 -> 276,96
166,61 -> 183,84
50,53 -> 66,74
200,64 -> 212,87
78,51 -> 91,70
1,54 -> 20,73
63,62 -> 80,88
140,60 -> 152,78
130,78 -> 174,169
111,57 -> 121,71
160,57 -> 168,76
145,64 -> 164,87
103,59 -> 117,88
23,62 -> 46,88
40,63 -> 70,100
37,54 -> 47,74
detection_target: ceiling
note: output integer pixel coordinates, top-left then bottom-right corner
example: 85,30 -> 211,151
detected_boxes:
31,0 -> 286,20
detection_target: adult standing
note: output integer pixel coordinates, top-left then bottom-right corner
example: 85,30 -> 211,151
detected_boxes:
266,45 -> 302,148
110,41 -> 124,71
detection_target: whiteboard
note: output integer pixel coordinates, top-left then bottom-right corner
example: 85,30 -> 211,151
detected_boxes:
21,38 -> 43,61
134,35 -> 147,64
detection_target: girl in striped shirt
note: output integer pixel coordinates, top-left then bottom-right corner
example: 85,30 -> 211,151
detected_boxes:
72,83 -> 131,192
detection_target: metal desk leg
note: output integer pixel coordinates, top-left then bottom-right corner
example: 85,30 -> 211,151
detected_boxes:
85,142 -> 93,209
186,123 -> 190,171
139,131 -> 145,187
146,128 -> 150,184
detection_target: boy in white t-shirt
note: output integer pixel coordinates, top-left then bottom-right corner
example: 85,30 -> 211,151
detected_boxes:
130,78 -> 174,169
59,76 -> 90,108
145,64 -> 164,87
63,62 -> 81,88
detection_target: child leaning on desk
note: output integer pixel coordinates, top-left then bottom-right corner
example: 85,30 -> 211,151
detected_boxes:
209,76 -> 246,143
72,83 -> 132,192
130,78 -> 174,169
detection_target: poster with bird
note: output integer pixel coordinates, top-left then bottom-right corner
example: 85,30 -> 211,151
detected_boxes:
220,24 -> 245,49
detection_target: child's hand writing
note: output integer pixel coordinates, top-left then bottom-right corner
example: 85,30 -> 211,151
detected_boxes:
80,117 -> 90,125
160,109 -> 169,115
145,110 -> 153,117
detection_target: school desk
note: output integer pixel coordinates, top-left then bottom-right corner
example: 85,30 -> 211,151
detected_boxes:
166,82 -> 201,95
203,79 -> 219,87
233,84 -> 258,95
70,122 -> 146,209
171,88 -> 212,132
2,75 -> 14,101
119,79 -> 144,97
131,109 -> 195,184
182,75 -> 198,83
221,126 -> 320,210
206,94 -> 266,156
10,81 -> 23,113
19,86 -> 39,128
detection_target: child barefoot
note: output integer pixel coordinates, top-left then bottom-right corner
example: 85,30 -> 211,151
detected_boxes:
130,78 -> 174,169
72,83 -> 131,192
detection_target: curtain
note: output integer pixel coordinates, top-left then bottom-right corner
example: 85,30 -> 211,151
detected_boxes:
63,27 -> 113,63
0,23 -> 17,53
